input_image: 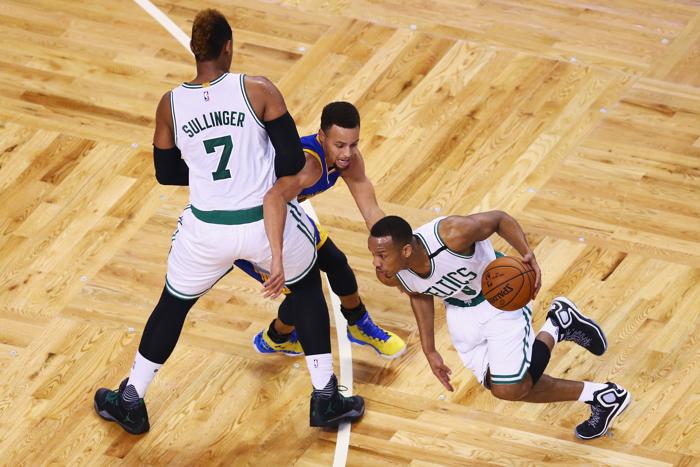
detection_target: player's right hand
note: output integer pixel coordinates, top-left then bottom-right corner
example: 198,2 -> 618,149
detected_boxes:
262,255 -> 285,299
521,251 -> 541,298
426,351 -> 453,392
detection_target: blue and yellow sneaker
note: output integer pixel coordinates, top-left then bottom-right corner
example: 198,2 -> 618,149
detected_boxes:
253,329 -> 303,356
347,312 -> 406,359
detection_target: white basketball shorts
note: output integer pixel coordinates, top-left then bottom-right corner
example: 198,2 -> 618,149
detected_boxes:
445,299 -> 534,385
165,201 -> 317,300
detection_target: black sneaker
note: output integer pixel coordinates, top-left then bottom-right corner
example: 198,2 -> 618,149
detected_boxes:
94,378 -> 150,435
548,297 -> 608,355
310,375 -> 365,428
576,382 -> 631,440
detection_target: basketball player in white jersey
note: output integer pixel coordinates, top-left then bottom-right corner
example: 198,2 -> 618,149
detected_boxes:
368,213 -> 631,440
94,9 -> 363,435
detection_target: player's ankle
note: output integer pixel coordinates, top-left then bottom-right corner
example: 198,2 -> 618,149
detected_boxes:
341,302 -> 366,325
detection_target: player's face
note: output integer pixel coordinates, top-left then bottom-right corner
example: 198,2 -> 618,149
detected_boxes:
319,125 -> 360,170
368,235 -> 409,279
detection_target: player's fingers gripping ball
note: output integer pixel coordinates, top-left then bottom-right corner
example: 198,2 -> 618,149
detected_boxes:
481,256 -> 536,311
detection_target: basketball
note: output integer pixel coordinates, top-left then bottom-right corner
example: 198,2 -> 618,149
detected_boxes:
481,256 -> 535,311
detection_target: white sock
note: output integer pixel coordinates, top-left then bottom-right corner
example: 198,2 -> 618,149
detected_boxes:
305,353 -> 334,390
578,381 -> 608,403
540,318 -> 559,343
127,351 -> 162,398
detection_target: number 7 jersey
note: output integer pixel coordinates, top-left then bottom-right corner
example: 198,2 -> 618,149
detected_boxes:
171,72 -> 276,211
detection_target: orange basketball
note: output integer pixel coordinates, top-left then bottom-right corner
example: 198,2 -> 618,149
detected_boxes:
481,256 -> 535,311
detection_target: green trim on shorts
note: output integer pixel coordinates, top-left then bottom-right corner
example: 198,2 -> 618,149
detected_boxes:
165,276 -> 207,300
288,203 -> 315,244
165,266 -> 234,300
191,205 -> 263,225
283,212 -> 318,285
285,249 -> 317,285
489,306 -> 533,384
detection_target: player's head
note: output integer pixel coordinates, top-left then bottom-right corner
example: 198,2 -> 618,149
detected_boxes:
190,9 -> 233,70
318,101 -> 360,170
368,216 -> 414,279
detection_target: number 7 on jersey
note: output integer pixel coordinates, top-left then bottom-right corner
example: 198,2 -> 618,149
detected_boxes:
203,135 -> 233,181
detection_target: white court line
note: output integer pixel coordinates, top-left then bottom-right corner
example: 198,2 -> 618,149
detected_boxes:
302,201 -> 353,467
131,1 -> 353,465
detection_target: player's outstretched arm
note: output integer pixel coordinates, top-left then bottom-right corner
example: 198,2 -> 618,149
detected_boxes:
441,212 -> 541,298
261,157 -> 323,298
410,293 -> 453,392
342,150 -> 385,229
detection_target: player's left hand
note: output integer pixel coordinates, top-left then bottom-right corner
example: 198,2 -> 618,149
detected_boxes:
263,255 -> 285,299
521,251 -> 541,298
426,351 -> 454,392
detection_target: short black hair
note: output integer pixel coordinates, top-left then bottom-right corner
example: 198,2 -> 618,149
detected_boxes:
320,101 -> 360,133
191,9 -> 232,62
370,216 -> 413,246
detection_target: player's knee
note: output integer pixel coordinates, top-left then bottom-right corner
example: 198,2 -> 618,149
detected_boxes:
317,239 -> 358,296
490,379 -> 532,401
317,239 -> 349,271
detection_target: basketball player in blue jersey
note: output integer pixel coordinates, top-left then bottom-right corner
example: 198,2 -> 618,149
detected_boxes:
93,9 -> 364,435
368,213 -> 631,440
235,102 -> 407,359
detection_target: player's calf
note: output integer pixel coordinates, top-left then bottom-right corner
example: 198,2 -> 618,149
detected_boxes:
489,376 -> 533,401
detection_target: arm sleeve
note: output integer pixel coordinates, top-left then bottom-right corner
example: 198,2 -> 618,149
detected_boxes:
153,146 -> 189,186
264,112 -> 305,178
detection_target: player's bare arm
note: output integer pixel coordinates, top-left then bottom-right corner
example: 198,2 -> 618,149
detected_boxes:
410,293 -> 453,392
154,92 -> 175,148
152,92 -> 189,186
439,212 -> 541,297
246,75 -> 306,297
341,150 -> 385,229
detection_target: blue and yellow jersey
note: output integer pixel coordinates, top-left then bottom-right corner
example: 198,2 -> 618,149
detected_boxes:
297,134 -> 341,202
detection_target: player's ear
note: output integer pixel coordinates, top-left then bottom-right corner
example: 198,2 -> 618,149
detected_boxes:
318,128 -> 326,143
402,244 -> 412,258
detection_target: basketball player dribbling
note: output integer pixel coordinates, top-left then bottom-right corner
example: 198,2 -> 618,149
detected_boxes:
368,212 -> 631,439
93,9 -> 363,434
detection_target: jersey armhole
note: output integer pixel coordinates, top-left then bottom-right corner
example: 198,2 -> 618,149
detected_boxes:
169,91 -> 178,148
304,148 -> 323,168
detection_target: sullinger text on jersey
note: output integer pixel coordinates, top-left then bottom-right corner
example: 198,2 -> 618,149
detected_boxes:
182,110 -> 246,138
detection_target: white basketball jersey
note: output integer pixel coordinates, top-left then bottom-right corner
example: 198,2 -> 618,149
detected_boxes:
171,73 -> 275,211
395,217 -> 497,305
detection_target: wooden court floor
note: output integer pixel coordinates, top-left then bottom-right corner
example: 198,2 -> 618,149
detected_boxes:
0,0 -> 699,465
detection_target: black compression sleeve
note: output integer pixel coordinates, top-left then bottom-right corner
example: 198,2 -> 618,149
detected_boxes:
153,145 -> 189,186
264,112 -> 305,178
138,286 -> 198,364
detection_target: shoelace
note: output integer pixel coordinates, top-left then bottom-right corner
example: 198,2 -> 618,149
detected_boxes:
355,316 -> 390,341
587,404 -> 603,427
563,329 -> 592,346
